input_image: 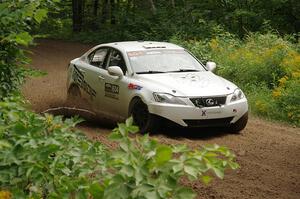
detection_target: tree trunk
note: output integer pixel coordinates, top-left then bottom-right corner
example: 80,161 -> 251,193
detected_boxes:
93,0 -> 99,16
101,0 -> 109,24
72,0 -> 84,32
110,0 -> 116,24
171,0 -> 175,8
148,0 -> 156,14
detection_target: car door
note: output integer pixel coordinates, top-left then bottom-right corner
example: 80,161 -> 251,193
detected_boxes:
99,48 -> 131,119
78,47 -> 110,114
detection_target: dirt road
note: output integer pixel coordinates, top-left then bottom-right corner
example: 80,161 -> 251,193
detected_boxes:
22,39 -> 300,199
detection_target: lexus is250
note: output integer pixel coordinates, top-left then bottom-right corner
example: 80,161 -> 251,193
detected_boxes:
67,41 -> 248,133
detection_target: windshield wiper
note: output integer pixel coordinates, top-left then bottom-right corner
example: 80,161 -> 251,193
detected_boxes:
167,69 -> 200,73
136,71 -> 166,74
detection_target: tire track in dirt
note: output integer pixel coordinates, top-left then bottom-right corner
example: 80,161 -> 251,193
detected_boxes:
22,39 -> 300,199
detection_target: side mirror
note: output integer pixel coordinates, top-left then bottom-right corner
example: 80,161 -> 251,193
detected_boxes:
108,66 -> 123,77
206,61 -> 217,72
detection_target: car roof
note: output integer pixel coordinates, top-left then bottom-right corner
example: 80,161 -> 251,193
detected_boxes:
99,41 -> 184,52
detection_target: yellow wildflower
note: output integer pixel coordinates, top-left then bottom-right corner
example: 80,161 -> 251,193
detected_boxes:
229,53 -> 237,61
45,114 -> 53,125
209,39 -> 218,50
292,71 -> 300,78
281,51 -> 300,72
272,89 -> 281,98
278,76 -> 288,87
255,100 -> 267,113
0,190 -> 12,199
53,124 -> 62,129
244,51 -> 253,59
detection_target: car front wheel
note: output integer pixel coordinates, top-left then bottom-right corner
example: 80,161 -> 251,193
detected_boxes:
129,98 -> 160,134
229,112 -> 248,133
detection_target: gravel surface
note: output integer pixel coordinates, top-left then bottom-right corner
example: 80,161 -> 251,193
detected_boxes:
22,39 -> 300,199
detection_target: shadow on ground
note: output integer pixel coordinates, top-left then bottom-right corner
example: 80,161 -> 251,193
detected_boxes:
154,124 -> 232,140
42,106 -> 232,140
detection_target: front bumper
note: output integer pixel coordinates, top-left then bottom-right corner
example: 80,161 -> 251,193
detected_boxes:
148,98 -> 248,127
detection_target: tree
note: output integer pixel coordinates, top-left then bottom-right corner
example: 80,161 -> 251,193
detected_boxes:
72,0 -> 84,32
93,0 -> 99,16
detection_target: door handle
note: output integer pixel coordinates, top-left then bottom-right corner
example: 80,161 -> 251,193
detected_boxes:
98,75 -> 105,80
79,69 -> 86,74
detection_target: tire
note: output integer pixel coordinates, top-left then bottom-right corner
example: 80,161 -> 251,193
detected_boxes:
129,98 -> 160,134
228,112 -> 248,134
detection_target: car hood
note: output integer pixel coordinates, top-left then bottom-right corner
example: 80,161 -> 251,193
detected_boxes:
137,71 -> 236,97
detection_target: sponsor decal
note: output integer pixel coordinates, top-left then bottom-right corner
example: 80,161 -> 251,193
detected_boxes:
201,110 -> 206,116
127,51 -> 144,57
105,83 -> 119,99
146,51 -> 161,55
72,65 -> 96,98
127,50 -> 184,57
128,83 -> 142,90
207,110 -> 221,114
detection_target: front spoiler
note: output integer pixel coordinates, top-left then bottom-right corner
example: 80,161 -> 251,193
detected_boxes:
148,98 -> 248,127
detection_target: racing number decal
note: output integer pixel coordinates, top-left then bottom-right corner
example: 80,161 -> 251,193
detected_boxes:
105,83 -> 119,99
72,65 -> 96,98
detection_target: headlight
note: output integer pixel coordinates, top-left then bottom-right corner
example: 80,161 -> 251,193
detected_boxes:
153,93 -> 186,105
230,88 -> 245,102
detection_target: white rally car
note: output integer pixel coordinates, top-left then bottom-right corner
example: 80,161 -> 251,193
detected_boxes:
67,41 -> 248,133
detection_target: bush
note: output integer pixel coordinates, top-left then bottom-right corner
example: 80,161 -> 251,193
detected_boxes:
0,0 -> 49,99
105,119 -> 239,199
206,33 -> 295,89
0,98 -> 239,198
0,97 -> 106,198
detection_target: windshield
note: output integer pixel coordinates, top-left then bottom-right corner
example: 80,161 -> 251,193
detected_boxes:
127,50 -> 206,74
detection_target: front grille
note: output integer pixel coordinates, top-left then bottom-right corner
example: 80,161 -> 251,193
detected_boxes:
190,96 -> 227,108
184,117 -> 233,127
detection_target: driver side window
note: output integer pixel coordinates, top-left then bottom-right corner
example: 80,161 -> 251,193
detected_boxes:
88,48 -> 108,68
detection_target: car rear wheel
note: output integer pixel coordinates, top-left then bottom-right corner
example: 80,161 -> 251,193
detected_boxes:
229,112 -> 248,133
129,98 -> 160,134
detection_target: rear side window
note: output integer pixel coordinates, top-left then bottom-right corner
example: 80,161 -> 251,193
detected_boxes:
88,48 -> 108,68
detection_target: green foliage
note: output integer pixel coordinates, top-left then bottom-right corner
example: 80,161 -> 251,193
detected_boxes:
0,97 -> 106,198
0,99 -> 239,198
102,117 -> 238,199
0,0 -> 49,99
34,0 -> 73,39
